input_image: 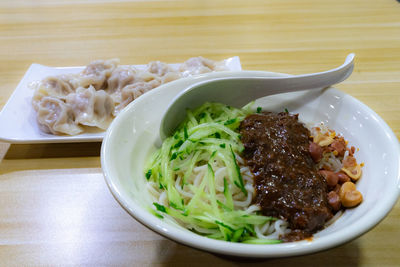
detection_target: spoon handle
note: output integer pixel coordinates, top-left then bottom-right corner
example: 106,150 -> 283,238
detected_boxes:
188,53 -> 354,107
270,53 -> 354,91
161,54 -> 354,138
241,53 -> 354,100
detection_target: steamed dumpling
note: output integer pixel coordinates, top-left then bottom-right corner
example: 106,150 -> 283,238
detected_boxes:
179,56 -> 217,76
146,61 -> 182,84
79,59 -> 119,90
135,70 -> 162,89
146,61 -> 175,77
114,82 -> 153,114
106,66 -> 137,103
66,86 -> 114,130
41,75 -> 76,96
161,71 -> 181,84
36,96 -> 82,135
32,75 -> 77,109
107,65 -> 137,93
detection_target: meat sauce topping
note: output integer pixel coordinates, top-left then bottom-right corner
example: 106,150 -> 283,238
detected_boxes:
240,112 -> 333,241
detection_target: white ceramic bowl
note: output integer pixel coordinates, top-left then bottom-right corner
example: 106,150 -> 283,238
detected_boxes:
101,71 -> 400,258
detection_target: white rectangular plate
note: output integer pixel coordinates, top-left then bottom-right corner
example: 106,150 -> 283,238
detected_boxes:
0,57 -> 241,143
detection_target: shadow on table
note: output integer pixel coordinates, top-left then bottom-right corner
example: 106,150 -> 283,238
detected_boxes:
155,239 -> 361,267
1,142 -> 102,160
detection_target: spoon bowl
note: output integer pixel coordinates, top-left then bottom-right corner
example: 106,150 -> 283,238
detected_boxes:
161,53 -> 355,139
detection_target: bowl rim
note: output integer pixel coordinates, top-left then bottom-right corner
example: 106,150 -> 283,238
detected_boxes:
101,70 -> 400,258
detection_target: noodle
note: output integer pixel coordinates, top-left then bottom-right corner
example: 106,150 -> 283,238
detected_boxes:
144,102 -> 287,243
144,103 -> 362,243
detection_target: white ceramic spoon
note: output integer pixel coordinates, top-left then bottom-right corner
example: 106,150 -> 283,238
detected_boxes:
161,53 -> 355,139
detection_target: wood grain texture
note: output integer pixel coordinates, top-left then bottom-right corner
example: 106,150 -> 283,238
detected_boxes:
0,0 -> 399,266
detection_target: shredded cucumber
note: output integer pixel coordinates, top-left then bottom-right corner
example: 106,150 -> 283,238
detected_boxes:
145,102 -> 282,244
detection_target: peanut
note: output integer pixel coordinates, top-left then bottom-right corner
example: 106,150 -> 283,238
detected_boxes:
341,164 -> 362,180
328,191 -> 341,211
314,132 -> 334,147
309,142 -> 323,162
337,172 -> 350,184
339,182 -> 363,208
320,170 -> 339,187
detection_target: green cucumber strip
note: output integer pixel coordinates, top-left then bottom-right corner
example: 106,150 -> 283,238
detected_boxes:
189,123 -> 240,141
215,220 -> 235,232
154,202 -> 212,227
223,177 -> 234,210
214,150 -> 235,184
210,151 -> 217,159
187,109 -> 198,127
216,200 -> 232,212
186,171 -> 208,211
230,145 -> 247,196
182,151 -> 201,186
161,140 -> 184,210
184,126 -> 189,139
222,212 -> 272,225
159,138 -> 174,185
170,152 -> 178,161
177,140 -> 193,154
231,228 -> 244,242
173,140 -> 184,148
242,101 -> 255,113
154,213 -> 164,219
153,202 -> 166,213
148,206 -> 164,219
206,163 -> 219,215
145,169 -> 152,180
198,138 -> 242,151
143,149 -> 161,179
166,181 -> 183,210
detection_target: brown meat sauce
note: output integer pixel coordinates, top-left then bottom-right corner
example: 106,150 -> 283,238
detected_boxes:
239,112 -> 333,241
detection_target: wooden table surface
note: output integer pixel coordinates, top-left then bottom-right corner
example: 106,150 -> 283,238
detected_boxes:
1,0 -> 399,266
